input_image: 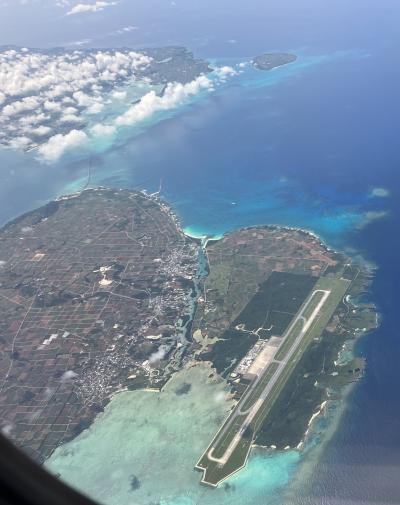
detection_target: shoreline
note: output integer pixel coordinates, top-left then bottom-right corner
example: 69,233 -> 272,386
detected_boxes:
2,186 -> 379,482
283,380 -> 359,504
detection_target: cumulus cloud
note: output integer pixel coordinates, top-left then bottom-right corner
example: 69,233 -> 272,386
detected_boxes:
91,123 -> 116,137
0,46 -> 150,100
115,75 -> 212,127
90,75 -> 213,137
21,226 -> 33,233
1,423 -> 13,436
38,129 -> 88,162
59,113 -> 83,124
43,100 -> 62,112
67,38 -> 93,47
109,25 -> 138,36
0,47 -> 152,152
3,96 -> 41,116
67,1 -> 117,15
213,65 -> 238,81
213,391 -> 228,403
149,345 -> 168,364
32,125 -> 52,136
43,387 -> 55,401
19,113 -> 49,127
112,90 -> 127,100
87,102 -> 104,114
60,370 -> 78,381
0,47 -> 225,160
9,136 -> 32,149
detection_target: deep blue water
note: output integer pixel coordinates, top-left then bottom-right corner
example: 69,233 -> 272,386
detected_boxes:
1,1 -> 400,503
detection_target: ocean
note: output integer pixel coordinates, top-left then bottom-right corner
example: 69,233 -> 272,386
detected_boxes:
1,1 -> 400,504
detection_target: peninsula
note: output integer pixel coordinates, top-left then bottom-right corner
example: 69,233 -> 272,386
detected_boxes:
194,226 -> 376,486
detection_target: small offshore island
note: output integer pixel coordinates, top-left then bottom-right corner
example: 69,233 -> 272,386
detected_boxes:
0,189 -> 377,487
253,52 -> 298,70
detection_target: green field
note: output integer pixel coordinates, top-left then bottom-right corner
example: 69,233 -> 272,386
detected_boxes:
200,273 -> 317,376
196,275 -> 350,487
235,272 -> 317,334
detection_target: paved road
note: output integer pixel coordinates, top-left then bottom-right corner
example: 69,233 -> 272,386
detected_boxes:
207,289 -> 331,465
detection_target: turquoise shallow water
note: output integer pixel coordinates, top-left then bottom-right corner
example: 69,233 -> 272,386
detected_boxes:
41,54 -> 372,501
46,364 -> 301,505
2,0 -> 400,503
56,50 -> 385,250
0,36 -> 396,505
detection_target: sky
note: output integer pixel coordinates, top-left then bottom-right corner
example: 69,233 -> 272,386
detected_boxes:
1,0 -> 400,56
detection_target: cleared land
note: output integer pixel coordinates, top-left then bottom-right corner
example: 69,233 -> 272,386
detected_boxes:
200,272 -> 318,376
196,275 -> 350,487
0,189 -> 198,462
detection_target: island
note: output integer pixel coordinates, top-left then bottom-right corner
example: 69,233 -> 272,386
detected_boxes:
253,52 -> 297,71
138,46 -> 212,84
0,189 -> 377,486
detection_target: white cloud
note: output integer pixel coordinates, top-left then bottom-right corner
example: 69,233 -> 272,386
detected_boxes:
0,48 -> 151,100
0,48 -> 217,158
91,123 -> 116,136
149,345 -> 168,364
87,102 -> 104,114
67,1 -> 117,15
115,75 -> 212,127
19,112 -> 49,126
72,92 -> 93,107
9,136 -> 32,149
109,25 -> 138,36
1,424 -> 13,436
112,90 -> 127,100
43,387 -> 55,401
43,100 -> 62,112
67,38 -> 93,47
59,113 -> 83,123
214,66 -> 237,81
60,370 -> 78,381
38,129 -> 87,162
32,125 -> 52,136
213,391 -> 228,403
0,47 -> 152,152
2,96 -> 41,116
73,91 -> 104,113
